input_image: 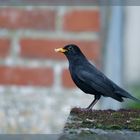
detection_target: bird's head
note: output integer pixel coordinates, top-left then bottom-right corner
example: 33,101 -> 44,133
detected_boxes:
55,44 -> 83,58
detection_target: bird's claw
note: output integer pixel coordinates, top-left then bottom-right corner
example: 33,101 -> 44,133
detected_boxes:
85,107 -> 93,112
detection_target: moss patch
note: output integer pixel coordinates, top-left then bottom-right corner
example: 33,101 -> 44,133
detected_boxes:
64,108 -> 140,132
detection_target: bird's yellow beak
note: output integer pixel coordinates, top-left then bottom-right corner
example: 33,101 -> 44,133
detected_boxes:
54,48 -> 67,53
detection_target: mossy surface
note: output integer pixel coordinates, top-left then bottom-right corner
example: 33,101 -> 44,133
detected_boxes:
64,108 -> 140,132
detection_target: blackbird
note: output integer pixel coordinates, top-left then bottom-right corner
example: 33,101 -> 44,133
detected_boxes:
55,44 -> 140,110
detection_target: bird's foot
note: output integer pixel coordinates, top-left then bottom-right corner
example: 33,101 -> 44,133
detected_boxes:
85,107 -> 93,112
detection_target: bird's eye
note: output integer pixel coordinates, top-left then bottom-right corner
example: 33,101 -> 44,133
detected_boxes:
68,46 -> 72,50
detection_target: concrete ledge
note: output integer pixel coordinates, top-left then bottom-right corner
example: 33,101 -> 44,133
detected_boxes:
60,108 -> 140,140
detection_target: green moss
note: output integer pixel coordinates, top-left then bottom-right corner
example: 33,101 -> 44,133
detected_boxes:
128,118 -> 140,131
64,108 -> 140,132
111,112 -> 122,118
105,125 -> 122,129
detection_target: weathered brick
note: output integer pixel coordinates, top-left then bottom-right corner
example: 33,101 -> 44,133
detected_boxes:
20,38 -> 101,64
0,66 -> 53,86
62,69 -> 76,88
0,8 -> 56,30
63,9 -> 100,32
0,38 -> 11,57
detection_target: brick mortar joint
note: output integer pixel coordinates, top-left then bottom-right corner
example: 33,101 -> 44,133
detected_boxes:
0,30 -> 99,40
0,6 -> 99,10
0,58 -> 68,67
0,85 -> 78,94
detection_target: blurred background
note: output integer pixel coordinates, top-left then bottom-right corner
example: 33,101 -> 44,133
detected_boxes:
0,5 -> 139,133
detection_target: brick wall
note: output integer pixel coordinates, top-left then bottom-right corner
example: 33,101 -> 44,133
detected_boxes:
0,6 -> 101,133
0,6 -> 100,88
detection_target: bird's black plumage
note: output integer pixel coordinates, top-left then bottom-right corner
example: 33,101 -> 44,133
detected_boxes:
55,44 -> 140,109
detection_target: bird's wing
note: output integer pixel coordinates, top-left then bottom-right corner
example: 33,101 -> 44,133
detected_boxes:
77,67 -> 140,102
77,69 -> 115,96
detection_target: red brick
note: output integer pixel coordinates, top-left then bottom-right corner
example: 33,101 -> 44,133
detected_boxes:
62,69 -> 76,88
0,66 -> 53,86
63,9 -> 100,32
20,38 -> 101,64
0,8 -> 56,30
0,38 -> 11,57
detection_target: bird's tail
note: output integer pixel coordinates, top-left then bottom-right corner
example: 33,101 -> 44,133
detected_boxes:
128,94 -> 140,102
116,90 -> 140,103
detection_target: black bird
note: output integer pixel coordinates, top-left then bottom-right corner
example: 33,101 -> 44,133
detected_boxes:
55,44 -> 140,110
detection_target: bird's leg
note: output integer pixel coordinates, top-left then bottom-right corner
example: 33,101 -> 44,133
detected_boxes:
86,95 -> 101,110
